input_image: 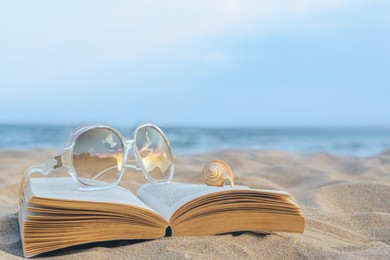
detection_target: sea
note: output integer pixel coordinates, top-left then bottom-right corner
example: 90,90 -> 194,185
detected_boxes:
0,124 -> 389,157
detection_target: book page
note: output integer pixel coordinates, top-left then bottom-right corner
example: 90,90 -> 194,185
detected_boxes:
137,182 -> 250,222
28,178 -> 155,212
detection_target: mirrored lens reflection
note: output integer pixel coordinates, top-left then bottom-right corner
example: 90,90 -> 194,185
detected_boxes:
73,128 -> 124,186
135,126 -> 174,182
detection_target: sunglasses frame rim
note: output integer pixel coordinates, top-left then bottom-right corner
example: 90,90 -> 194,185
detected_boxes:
66,125 -> 126,190
64,123 -> 174,190
132,123 -> 175,184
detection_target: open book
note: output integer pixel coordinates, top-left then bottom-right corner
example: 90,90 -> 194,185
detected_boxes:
19,178 -> 305,257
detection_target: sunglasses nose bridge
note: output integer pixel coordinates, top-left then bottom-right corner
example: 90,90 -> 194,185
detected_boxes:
124,139 -> 134,147
123,140 -> 134,155
122,140 -> 136,166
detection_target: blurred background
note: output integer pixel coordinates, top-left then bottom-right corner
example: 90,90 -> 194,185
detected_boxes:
0,1 -> 389,156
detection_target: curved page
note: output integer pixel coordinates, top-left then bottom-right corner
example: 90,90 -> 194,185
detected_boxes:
137,182 -> 250,222
28,177 -> 155,212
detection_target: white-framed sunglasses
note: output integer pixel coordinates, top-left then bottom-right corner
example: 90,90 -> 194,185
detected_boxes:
19,123 -> 174,205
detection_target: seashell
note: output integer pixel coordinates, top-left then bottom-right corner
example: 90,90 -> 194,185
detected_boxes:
202,160 -> 235,187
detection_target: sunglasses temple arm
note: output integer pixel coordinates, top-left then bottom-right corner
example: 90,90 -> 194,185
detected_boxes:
18,158 -> 59,206
124,164 -> 142,171
89,164 -> 142,181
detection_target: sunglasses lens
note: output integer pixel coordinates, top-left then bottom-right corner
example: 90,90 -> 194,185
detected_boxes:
135,126 -> 174,183
73,128 -> 124,187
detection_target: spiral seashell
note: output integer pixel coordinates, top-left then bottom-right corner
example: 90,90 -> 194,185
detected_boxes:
202,160 -> 235,187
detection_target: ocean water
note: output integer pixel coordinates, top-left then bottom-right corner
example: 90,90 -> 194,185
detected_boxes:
0,124 -> 389,157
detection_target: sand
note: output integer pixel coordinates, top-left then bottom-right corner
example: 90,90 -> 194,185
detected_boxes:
1,149 -> 389,259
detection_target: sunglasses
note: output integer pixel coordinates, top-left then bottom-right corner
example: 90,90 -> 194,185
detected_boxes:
19,123 -> 174,205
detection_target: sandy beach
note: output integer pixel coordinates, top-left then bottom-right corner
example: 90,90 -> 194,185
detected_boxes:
1,149 -> 389,259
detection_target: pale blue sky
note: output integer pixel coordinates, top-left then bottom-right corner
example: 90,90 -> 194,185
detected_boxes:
0,1 -> 389,127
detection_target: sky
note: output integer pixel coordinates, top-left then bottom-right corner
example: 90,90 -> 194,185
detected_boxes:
0,1 -> 389,127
